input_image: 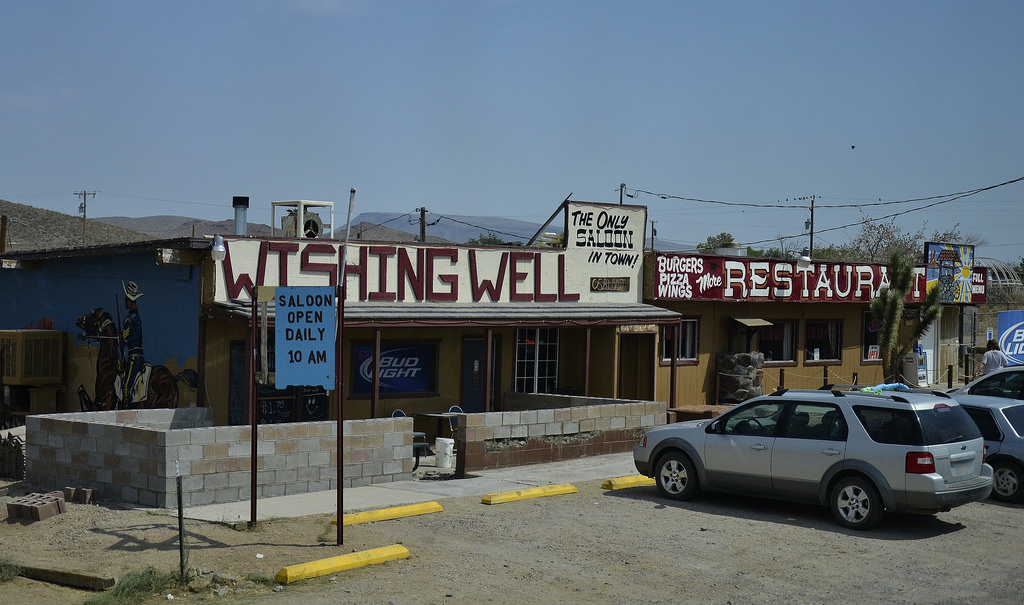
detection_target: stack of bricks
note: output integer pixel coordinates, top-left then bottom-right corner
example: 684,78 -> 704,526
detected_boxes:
64,486 -> 95,504
6,491 -> 66,521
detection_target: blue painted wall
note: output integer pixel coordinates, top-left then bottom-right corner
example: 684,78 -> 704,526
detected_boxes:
1,253 -> 200,366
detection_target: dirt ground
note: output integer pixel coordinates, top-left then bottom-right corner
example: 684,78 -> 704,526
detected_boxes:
2,470 -> 1024,605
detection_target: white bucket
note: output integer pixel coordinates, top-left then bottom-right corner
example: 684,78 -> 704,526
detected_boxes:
435,438 -> 455,469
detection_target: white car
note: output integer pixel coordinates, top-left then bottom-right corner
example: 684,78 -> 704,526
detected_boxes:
634,388 -> 993,530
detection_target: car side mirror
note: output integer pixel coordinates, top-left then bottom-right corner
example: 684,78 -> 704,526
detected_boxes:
708,420 -> 722,434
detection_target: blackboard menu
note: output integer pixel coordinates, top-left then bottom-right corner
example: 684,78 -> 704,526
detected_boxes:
299,386 -> 328,421
257,384 -> 294,424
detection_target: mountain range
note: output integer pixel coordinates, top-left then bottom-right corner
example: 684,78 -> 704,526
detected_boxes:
0,199 -> 560,252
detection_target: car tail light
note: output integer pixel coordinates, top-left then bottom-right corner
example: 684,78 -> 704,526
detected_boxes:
983,444 -> 988,464
906,452 -> 935,474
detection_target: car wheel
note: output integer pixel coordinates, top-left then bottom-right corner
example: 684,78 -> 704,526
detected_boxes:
655,452 -> 698,501
830,476 -> 883,530
991,460 -> 1024,503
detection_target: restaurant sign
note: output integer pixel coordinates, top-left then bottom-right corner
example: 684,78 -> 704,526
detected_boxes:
650,254 -> 988,304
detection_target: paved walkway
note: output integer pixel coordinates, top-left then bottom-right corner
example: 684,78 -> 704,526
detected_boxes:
168,452 -> 639,523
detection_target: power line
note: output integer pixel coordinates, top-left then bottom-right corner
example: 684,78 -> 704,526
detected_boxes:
632,175 -> 1024,248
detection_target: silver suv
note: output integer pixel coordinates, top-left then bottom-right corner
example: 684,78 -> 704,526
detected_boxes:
634,388 -> 993,530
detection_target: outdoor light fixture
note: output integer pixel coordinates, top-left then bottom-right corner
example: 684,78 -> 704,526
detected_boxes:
211,235 -> 226,261
797,247 -> 812,267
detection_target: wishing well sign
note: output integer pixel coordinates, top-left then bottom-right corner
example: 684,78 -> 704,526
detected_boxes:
274,286 -> 336,389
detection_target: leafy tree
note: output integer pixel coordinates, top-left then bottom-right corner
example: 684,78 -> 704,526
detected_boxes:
869,252 -> 943,383
812,213 -> 985,263
464,232 -> 507,245
696,232 -> 735,252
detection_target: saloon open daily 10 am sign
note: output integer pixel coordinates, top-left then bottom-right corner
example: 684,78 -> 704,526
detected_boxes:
275,286 -> 336,389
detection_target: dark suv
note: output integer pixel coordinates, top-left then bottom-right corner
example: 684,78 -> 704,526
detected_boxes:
634,388 -> 993,530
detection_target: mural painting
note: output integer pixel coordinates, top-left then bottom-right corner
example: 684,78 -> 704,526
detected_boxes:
74,281 -> 198,410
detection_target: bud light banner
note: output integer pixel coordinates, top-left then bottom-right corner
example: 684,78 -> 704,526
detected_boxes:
352,343 -> 436,395
998,311 -> 1024,366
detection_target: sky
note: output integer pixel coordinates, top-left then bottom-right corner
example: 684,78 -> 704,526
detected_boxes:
3,1 -> 1023,264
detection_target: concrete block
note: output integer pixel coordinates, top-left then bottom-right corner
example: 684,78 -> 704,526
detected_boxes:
275,439 -> 300,454
309,451 -> 331,466
228,471 -> 252,488
130,472 -> 149,490
262,483 -> 286,498
202,471 -> 230,490
261,454 -> 287,470
297,465 -> 319,481
310,423 -> 333,437
284,481 -> 309,496
121,486 -> 139,504
275,468 -> 298,484
227,442 -> 251,457
285,452 -> 310,468
214,487 -> 242,503
137,490 -> 157,507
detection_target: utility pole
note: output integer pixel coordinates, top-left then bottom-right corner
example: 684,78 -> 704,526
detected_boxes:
619,183 -> 626,205
416,207 -> 427,243
808,195 -> 815,256
74,190 -> 98,245
650,220 -> 657,250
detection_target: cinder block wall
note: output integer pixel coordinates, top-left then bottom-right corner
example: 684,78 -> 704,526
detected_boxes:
25,411 -> 415,508
24,401 -> 665,505
456,399 -> 667,475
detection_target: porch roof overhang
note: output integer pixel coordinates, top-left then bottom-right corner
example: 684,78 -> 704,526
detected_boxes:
203,300 -> 681,329
729,316 -> 773,328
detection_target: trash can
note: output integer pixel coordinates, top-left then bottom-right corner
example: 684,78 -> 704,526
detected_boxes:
435,438 -> 455,469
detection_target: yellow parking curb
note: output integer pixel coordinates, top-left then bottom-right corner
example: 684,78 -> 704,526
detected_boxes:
332,501 -> 444,526
481,483 -> 578,505
274,544 -> 409,584
601,475 -> 656,490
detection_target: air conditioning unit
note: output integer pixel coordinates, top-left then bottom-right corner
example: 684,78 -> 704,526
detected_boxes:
281,210 -> 324,239
0,330 -> 65,386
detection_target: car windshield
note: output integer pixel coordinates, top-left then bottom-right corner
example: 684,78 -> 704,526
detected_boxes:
1002,404 -> 1024,437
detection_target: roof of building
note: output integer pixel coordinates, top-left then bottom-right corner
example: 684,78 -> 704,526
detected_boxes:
206,299 -> 680,328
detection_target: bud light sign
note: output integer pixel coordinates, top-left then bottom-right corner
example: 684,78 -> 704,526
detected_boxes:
997,311 -> 1024,365
352,343 -> 435,394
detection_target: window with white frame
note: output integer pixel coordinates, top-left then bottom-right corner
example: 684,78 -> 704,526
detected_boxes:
758,321 -> 796,362
514,328 -> 559,393
805,320 -> 842,361
661,319 -> 699,362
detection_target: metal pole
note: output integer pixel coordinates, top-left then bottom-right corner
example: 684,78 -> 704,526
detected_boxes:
808,195 -> 815,256
249,288 -> 258,527
176,460 -> 185,584
337,188 -> 355,546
